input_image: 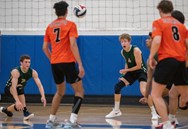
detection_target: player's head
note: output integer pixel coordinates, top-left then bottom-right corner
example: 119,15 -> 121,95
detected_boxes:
146,32 -> 152,49
157,0 -> 173,14
119,33 -> 131,42
20,55 -> 31,69
119,33 -> 131,49
171,10 -> 185,24
149,32 -> 152,37
20,55 -> 31,62
53,1 -> 69,17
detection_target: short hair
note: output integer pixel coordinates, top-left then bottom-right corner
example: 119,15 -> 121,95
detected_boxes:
20,55 -> 30,62
119,33 -> 131,42
157,0 -> 173,14
53,1 -> 69,17
149,32 -> 152,37
171,10 -> 185,24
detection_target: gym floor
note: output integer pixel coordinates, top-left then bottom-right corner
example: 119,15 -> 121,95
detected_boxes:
0,103 -> 188,129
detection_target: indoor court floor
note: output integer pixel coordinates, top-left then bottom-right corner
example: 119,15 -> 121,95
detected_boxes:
0,103 -> 188,129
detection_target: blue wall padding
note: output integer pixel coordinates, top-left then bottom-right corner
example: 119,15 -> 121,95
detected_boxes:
0,35 -> 149,96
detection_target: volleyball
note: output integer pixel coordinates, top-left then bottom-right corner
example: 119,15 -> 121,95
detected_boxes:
73,4 -> 87,18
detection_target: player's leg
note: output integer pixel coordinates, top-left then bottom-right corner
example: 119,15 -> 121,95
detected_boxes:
12,85 -> 34,120
152,58 -> 179,129
168,85 -> 179,125
0,86 -> 13,117
140,83 -> 159,121
70,80 -> 84,123
16,93 -> 34,121
64,80 -> 84,128
151,82 -> 169,122
63,62 -> 84,129
46,63 -> 65,128
105,74 -> 131,118
46,82 -> 65,128
173,62 -> 188,110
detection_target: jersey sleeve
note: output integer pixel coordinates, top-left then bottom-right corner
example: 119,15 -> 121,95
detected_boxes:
152,20 -> 162,38
69,22 -> 78,38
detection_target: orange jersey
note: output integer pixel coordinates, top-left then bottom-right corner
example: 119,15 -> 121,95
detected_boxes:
44,18 -> 78,64
152,16 -> 187,62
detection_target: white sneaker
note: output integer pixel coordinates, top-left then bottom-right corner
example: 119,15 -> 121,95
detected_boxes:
169,117 -> 179,125
163,123 -> 175,129
45,120 -> 62,128
23,111 -> 34,121
105,109 -> 122,118
151,119 -> 158,126
63,119 -> 82,129
174,118 -> 179,125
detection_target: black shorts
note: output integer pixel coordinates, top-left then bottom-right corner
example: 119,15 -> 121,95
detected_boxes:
122,70 -> 147,85
51,62 -> 81,84
166,82 -> 173,90
4,86 -> 24,96
154,58 -> 188,86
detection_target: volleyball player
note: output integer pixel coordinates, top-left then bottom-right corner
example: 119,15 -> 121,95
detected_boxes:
43,1 -> 85,129
0,55 -> 46,121
105,33 -> 159,120
149,1 -> 188,128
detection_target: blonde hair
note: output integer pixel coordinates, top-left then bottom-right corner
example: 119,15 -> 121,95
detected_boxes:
119,33 -> 131,42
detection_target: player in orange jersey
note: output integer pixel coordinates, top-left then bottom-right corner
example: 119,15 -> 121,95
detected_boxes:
149,0 -> 188,129
43,1 -> 84,129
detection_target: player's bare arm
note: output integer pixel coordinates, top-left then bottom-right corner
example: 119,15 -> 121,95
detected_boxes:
70,37 -> 85,78
139,60 -> 154,104
10,69 -> 23,110
42,41 -> 51,61
119,64 -> 128,75
149,36 -> 161,69
32,69 -> 46,107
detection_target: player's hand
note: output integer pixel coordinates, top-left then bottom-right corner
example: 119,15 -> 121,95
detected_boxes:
148,57 -> 157,69
78,65 -> 85,78
119,69 -> 127,74
139,97 -> 148,104
146,38 -> 152,49
15,101 -> 24,111
41,97 -> 46,107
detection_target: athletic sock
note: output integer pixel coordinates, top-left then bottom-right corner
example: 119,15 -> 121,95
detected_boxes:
169,114 -> 175,119
70,113 -> 78,123
49,114 -> 56,122
114,101 -> 120,111
150,106 -> 157,114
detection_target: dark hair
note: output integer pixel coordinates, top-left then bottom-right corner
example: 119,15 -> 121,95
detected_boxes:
20,55 -> 30,62
171,10 -> 185,24
53,1 -> 69,17
157,0 -> 173,14
149,32 -> 152,37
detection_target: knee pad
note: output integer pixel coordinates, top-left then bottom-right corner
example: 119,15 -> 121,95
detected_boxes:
114,81 -> 125,94
16,86 -> 24,95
